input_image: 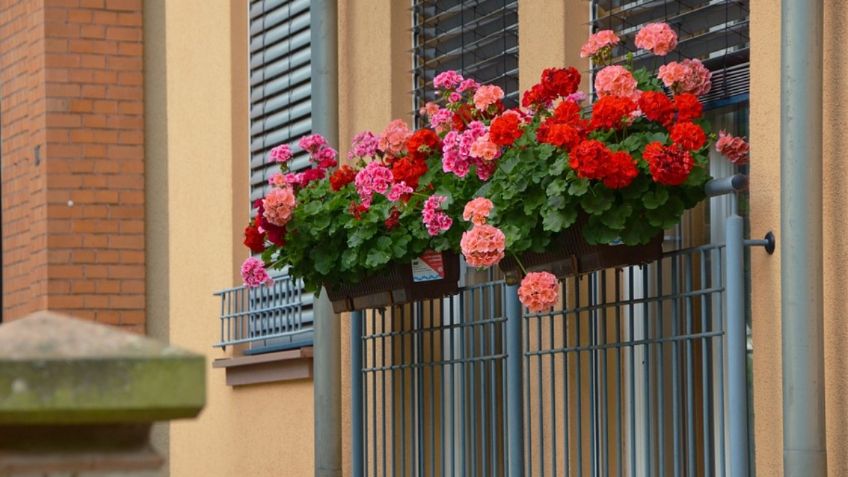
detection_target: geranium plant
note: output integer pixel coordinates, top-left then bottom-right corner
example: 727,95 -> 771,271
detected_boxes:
240,22 -> 749,313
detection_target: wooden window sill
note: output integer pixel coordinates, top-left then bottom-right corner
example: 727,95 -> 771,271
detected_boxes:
212,347 -> 313,386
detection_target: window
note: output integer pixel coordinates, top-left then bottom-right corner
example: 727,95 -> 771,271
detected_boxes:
412,0 -> 519,124
590,0 -> 750,109
241,0 -> 315,353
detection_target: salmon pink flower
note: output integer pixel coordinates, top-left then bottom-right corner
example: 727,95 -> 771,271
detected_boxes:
298,134 -> 327,154
715,130 -> 750,165
473,85 -> 505,111
262,186 -> 297,226
580,30 -> 620,59
378,119 -> 412,157
469,134 -> 500,162
518,271 -> 559,312
433,70 -> 464,90
594,65 -> 640,101
462,197 -> 494,225
635,22 -> 678,56
658,59 -> 712,96
460,224 -> 506,268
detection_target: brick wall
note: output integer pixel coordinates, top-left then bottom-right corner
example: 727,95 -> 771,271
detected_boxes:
0,0 -> 145,331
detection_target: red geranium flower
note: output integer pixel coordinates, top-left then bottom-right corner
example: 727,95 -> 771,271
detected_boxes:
348,202 -> 369,220
330,165 -> 357,191
590,95 -> 636,130
489,112 -> 523,146
643,142 -> 694,186
406,128 -> 441,161
602,151 -> 639,189
674,93 -> 703,122
538,122 -> 584,150
243,220 -> 266,253
452,103 -> 475,131
553,100 -> 582,124
392,156 -> 428,190
670,122 -> 706,151
522,83 -> 552,109
541,67 -> 581,98
569,139 -> 611,180
638,91 -> 675,126
384,207 -> 400,230
301,167 -> 326,185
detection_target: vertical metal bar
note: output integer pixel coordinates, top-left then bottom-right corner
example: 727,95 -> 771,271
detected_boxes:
727,212 -> 750,477
351,311 -> 364,477
429,300 -> 436,477
550,297 -> 557,477
717,248 -> 727,477
671,255 -> 680,477
628,267 -> 637,474
642,265 -> 652,477
400,307 -> 407,476
379,310 -> 384,477
780,0 -> 826,474
469,289 -> 477,477
615,271 -> 623,477
600,271 -> 609,476
700,250 -> 713,477
589,275 -> 596,477
562,280 -> 571,477
505,284 -> 525,477
537,306 -> 545,477
685,254 -> 696,477
575,276 -> 584,475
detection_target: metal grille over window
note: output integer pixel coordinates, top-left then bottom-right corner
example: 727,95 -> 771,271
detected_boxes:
412,0 -> 519,122
215,274 -> 314,354
591,0 -> 750,107
249,0 -> 312,203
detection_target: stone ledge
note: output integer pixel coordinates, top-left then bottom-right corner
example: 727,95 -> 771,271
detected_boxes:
213,347 -> 313,386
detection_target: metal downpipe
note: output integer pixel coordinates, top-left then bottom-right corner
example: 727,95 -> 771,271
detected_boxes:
311,1 -> 341,476
780,0 -> 826,475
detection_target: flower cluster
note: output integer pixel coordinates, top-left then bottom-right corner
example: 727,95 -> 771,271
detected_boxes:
241,257 -> 273,288
658,59 -> 712,96
635,22 -> 678,56
580,30 -> 620,61
460,224 -> 506,268
422,194 -> 453,236
594,65 -> 640,101
518,272 -> 559,312
715,130 -> 750,165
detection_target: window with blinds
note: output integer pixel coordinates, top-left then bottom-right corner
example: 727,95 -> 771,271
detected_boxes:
247,0 -> 313,352
591,0 -> 750,107
249,0 -> 313,203
412,0 -> 519,122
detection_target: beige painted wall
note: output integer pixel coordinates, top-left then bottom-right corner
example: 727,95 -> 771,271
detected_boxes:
145,1 -> 315,476
751,0 -> 848,475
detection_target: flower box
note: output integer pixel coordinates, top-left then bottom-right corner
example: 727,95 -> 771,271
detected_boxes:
324,251 -> 460,313
498,219 -> 663,285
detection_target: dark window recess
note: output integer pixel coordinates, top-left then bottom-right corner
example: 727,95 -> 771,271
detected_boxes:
244,0 -> 314,351
412,0 -> 519,124
591,0 -> 750,107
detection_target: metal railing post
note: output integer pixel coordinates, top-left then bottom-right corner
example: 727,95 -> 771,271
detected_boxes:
726,206 -> 749,477
505,285 -> 525,476
350,310 -> 364,477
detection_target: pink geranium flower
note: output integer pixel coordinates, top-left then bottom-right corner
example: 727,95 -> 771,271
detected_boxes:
268,144 -> 293,163
473,84 -> 505,111
715,130 -> 750,165
635,22 -> 678,56
594,65 -> 640,101
262,186 -> 296,227
354,161 -> 393,206
422,194 -> 453,236
241,257 -> 273,288
518,271 -> 559,312
378,119 -> 412,157
580,30 -> 620,58
469,134 -> 501,162
462,197 -> 494,225
460,224 -> 506,268
658,59 -> 712,96
433,70 -> 464,90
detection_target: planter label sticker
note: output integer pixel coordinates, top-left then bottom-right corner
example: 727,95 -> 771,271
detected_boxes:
412,251 -> 445,282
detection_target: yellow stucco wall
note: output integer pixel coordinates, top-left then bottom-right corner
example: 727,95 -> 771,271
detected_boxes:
751,0 -> 848,475
145,1 -> 315,476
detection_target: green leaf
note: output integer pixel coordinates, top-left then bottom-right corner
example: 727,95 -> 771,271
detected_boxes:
549,154 -> 567,176
365,248 -> 391,268
642,187 -> 669,210
546,178 -> 567,197
542,206 -> 578,232
391,234 -> 411,259
600,204 -> 633,230
620,214 -> 660,245
347,223 -> 377,248
536,143 -> 556,162
312,248 -> 337,275
580,187 -> 614,215
645,196 -> 685,229
567,179 -> 590,197
501,153 -> 521,174
340,248 -> 358,270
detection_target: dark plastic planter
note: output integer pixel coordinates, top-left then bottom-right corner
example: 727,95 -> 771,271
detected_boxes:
499,223 -> 663,285
325,251 -> 460,313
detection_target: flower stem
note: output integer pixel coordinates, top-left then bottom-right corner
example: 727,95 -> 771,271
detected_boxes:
510,251 -> 528,276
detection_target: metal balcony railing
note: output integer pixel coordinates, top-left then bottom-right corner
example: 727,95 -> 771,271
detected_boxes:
214,273 -> 314,354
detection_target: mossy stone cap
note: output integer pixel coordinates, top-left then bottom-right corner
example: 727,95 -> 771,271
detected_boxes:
0,311 -> 205,425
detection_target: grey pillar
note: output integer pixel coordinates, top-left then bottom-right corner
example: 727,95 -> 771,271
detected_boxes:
505,285 -> 525,476
780,0 -> 827,475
